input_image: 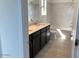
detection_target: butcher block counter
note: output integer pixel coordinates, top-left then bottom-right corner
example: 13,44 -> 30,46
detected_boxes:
28,23 -> 50,35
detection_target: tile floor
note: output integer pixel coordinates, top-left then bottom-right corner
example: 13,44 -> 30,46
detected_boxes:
35,30 -> 74,58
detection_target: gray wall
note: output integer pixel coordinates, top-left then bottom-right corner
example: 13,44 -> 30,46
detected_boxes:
0,35 -> 2,58
0,0 -> 29,58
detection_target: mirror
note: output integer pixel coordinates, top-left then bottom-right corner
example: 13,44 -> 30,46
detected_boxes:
28,0 -> 40,25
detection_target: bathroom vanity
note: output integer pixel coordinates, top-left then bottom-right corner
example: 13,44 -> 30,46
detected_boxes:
28,23 -> 50,58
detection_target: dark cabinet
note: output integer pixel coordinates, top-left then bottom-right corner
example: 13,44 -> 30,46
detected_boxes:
40,28 -> 47,49
29,35 -> 33,58
46,26 -> 50,42
32,36 -> 40,57
29,39 -> 33,58
29,31 -> 41,58
29,25 -> 50,58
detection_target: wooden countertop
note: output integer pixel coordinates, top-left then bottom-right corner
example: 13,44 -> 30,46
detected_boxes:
28,23 -> 50,35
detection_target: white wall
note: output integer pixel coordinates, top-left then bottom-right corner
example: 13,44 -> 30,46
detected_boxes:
47,3 -> 54,29
76,0 -> 79,40
0,0 -> 29,58
47,2 -> 73,31
71,0 -> 78,40
72,0 -> 79,58
28,0 -> 74,31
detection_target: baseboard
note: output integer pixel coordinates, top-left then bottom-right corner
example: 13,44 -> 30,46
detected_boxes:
59,27 -> 72,31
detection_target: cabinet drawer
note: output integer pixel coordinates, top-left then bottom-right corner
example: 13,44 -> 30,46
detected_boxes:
31,31 -> 40,39
41,27 -> 47,33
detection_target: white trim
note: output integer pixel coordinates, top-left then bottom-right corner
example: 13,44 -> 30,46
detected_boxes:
58,27 -> 72,31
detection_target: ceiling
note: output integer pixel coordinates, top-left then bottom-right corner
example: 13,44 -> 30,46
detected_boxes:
28,0 -> 73,4
47,0 -> 72,3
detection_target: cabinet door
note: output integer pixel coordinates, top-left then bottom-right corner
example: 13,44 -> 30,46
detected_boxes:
41,31 -> 46,48
29,40 -> 33,58
46,29 -> 50,42
29,36 -> 33,58
32,36 -> 40,57
46,26 -> 50,42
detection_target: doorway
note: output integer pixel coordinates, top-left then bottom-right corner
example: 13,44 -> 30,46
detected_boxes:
28,0 -> 78,58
